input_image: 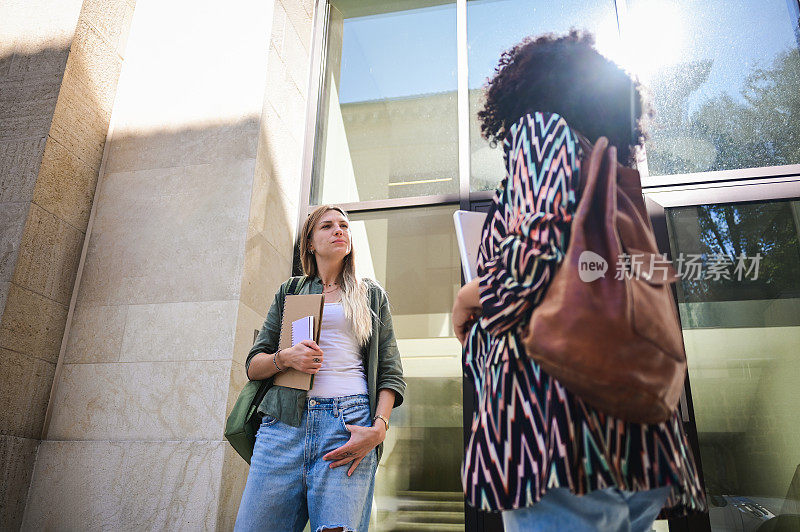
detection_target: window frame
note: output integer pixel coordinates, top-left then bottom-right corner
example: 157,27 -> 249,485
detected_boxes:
643,176 -> 800,532
297,1 -> 800,530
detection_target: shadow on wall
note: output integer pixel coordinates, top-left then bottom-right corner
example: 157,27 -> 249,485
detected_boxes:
3,42 -> 303,532
1,36 -> 111,531
17,112 -> 301,532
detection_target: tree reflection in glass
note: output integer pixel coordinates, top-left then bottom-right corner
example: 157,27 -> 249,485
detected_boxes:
668,201 -> 800,306
666,199 -> 800,531
638,0 -> 800,176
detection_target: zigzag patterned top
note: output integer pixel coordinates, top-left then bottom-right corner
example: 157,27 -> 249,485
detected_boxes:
462,112 -> 707,516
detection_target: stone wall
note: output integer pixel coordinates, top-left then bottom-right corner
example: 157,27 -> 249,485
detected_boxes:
218,0 -> 315,528
18,0 -> 315,529
0,1 -> 134,529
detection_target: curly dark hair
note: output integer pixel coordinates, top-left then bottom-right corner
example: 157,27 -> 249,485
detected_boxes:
478,30 -> 648,165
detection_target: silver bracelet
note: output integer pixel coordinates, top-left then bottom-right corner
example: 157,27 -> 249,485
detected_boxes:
273,351 -> 283,372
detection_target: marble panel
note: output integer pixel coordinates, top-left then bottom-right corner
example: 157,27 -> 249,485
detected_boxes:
71,232 -> 124,307
0,283 -> 68,364
32,130 -> 100,231
280,14 -> 312,95
23,440 -> 225,531
116,3 -> 136,58
0,47 -> 69,85
300,0 -> 315,19
233,302 -> 266,367
107,0 -> 273,136
259,103 -> 303,203
119,300 -> 239,363
78,0 -> 137,56
0,347 -> 55,439
246,163 -> 297,269
264,45 -> 308,141
67,20 -> 123,114
49,20 -> 121,170
0,0 -> 84,54
270,1 -> 287,56
48,88 -> 109,172
279,0 -> 313,55
119,441 -> 225,531
64,304 -> 127,364
12,203 -> 85,305
0,435 -> 39,532
240,232 -> 292,316
0,78 -> 62,142
105,119 -> 260,174
77,160 -> 254,306
215,443 -> 250,532
263,45 -> 292,121
0,51 -> 9,80
284,83 -> 308,144
0,137 -> 47,203
0,281 -> 9,319
226,361 -> 250,419
22,440 -> 123,530
46,359 -> 231,441
0,201 -> 29,282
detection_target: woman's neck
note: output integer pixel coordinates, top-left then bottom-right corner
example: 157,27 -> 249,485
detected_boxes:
315,257 -> 343,286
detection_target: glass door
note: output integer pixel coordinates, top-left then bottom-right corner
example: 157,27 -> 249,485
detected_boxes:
647,181 -> 800,532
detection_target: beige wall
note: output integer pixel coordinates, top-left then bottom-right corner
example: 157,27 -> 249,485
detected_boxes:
219,0 -> 315,528
683,324 -> 800,499
18,0 -> 314,530
0,1 -> 134,529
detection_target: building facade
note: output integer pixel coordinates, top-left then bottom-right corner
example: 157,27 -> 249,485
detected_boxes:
1,0 -> 799,531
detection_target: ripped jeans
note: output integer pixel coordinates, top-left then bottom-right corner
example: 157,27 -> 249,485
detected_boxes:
234,394 -> 377,532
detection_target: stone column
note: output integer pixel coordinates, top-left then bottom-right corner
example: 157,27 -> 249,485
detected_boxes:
20,0 -> 315,529
0,1 -> 134,529
218,0 -> 316,528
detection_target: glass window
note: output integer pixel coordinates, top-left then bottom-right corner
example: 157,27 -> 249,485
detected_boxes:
667,199 -> 800,531
312,1 -> 459,204
467,0 -> 619,191
627,0 -> 800,176
348,205 -> 464,530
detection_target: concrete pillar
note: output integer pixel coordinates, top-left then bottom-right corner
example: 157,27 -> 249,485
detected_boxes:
0,1 -> 134,528
20,0 -> 315,529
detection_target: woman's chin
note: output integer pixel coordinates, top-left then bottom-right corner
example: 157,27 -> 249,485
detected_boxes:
317,249 -> 350,261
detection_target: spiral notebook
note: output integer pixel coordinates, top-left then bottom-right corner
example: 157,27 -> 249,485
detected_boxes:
273,294 -> 324,390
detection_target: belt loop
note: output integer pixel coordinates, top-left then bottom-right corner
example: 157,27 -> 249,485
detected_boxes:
334,397 -> 340,417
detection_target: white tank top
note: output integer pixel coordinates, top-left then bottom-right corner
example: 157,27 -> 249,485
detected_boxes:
307,302 -> 368,398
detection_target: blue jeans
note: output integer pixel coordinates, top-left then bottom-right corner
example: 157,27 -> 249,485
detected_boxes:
502,486 -> 671,532
234,394 -> 377,532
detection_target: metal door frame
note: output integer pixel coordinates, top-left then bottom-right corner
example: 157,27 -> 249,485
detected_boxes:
645,176 -> 800,532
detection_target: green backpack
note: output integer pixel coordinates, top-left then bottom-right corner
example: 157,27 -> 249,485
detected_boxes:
224,276 -> 304,464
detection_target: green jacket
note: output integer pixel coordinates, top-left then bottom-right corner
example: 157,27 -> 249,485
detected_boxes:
245,276 -> 406,433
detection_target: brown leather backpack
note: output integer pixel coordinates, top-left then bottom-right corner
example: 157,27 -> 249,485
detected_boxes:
522,137 -> 686,424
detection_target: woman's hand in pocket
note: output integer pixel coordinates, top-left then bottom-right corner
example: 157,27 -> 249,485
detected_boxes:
279,340 -> 323,374
323,424 -> 385,476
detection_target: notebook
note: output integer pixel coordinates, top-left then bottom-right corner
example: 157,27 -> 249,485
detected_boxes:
291,316 -> 314,346
453,210 -> 488,282
273,294 -> 324,390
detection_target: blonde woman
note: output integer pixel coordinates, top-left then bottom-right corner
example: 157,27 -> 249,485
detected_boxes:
234,205 -> 405,532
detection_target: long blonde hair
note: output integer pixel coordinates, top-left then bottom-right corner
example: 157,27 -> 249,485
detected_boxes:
300,205 -> 373,345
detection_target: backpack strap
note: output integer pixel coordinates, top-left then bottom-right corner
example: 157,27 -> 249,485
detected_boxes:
286,275 -> 306,295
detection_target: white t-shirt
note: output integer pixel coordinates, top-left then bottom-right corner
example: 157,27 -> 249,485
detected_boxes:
307,302 -> 368,398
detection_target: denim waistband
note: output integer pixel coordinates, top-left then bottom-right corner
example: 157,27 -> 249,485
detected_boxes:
306,394 -> 369,410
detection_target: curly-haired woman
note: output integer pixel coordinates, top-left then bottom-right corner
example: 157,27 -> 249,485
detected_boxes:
452,31 -> 707,532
